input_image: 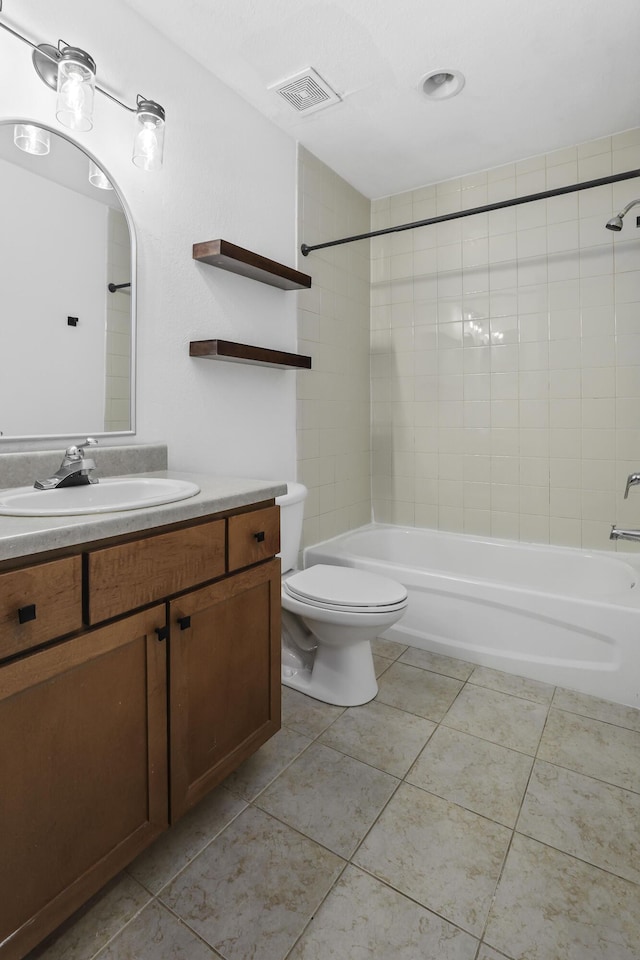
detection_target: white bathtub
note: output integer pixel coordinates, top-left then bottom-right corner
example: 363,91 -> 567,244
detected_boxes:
304,524 -> 640,709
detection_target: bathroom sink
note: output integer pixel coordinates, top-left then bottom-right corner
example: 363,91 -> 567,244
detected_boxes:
0,477 -> 201,517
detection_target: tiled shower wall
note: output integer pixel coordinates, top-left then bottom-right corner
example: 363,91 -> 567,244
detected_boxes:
296,147 -> 371,551
371,129 -> 640,550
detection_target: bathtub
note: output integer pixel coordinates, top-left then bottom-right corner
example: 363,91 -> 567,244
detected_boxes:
304,524 -> 640,709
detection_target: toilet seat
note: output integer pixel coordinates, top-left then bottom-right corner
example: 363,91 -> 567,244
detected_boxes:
283,564 -> 408,614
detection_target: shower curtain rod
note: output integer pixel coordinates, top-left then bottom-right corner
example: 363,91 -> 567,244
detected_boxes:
300,167 -> 640,257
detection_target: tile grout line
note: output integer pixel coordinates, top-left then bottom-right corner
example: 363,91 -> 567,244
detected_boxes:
469,686 -> 555,952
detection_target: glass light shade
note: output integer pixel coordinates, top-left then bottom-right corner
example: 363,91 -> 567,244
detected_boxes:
88,159 -> 113,190
56,47 -> 96,132
13,124 -> 50,155
132,100 -> 165,171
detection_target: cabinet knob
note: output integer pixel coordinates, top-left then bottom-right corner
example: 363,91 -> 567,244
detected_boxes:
155,626 -> 169,642
177,615 -> 191,631
254,531 -> 266,543
18,603 -> 37,624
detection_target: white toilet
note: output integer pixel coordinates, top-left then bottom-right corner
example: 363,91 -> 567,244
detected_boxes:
277,482 -> 408,707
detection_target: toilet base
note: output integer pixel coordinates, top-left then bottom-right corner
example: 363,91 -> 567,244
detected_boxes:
281,636 -> 378,707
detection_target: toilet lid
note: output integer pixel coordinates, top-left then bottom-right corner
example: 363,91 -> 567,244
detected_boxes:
284,564 -> 407,609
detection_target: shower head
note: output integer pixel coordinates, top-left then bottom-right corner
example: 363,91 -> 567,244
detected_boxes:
605,198 -> 640,231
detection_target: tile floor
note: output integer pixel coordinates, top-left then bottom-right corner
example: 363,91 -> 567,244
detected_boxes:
30,638 -> 640,960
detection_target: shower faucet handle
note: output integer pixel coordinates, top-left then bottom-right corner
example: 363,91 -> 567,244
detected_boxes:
624,473 -> 640,499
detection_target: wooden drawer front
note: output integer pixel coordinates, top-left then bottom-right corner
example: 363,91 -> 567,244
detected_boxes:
87,519 -> 226,624
0,556 -> 82,660
228,506 -> 280,571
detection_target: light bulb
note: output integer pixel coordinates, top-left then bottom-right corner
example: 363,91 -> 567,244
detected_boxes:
56,47 -> 96,132
135,124 -> 158,166
132,99 -> 165,171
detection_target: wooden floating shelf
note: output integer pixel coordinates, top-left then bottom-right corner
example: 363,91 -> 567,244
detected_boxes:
190,340 -> 312,370
193,239 -> 312,291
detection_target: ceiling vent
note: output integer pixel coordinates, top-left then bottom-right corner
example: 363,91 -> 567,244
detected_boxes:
270,68 -> 341,115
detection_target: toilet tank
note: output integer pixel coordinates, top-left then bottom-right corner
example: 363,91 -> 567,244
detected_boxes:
276,482 -> 307,573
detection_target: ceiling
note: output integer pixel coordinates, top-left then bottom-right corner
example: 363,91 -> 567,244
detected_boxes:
124,0 -> 640,199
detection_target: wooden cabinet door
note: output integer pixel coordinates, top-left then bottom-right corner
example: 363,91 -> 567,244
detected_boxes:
0,607 -> 168,960
169,559 -> 281,821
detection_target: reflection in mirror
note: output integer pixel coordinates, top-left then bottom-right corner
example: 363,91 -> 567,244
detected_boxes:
0,121 -> 135,440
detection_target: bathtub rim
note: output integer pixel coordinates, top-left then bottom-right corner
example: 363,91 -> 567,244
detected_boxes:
303,522 -> 640,611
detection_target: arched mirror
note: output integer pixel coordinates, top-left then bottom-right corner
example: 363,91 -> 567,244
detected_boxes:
0,121 -> 135,440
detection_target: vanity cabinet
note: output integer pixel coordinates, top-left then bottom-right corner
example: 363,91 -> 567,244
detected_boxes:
0,606 -> 168,960
0,499 -> 281,960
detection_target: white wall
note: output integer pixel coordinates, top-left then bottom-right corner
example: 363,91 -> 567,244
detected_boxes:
0,0 -> 298,481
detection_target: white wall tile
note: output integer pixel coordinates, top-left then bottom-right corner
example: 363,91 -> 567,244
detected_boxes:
367,129 -> 640,550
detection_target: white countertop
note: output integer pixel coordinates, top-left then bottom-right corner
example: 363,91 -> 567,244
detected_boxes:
0,472 -> 287,562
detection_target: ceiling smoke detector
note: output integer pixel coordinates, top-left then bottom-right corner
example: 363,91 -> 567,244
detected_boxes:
419,69 -> 465,100
270,67 -> 341,115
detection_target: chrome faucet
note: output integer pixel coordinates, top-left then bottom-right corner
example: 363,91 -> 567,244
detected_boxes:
610,472 -> 640,541
610,526 -> 640,543
624,473 -> 640,499
34,438 -> 99,490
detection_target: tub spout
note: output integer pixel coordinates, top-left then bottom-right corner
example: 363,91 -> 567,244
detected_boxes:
610,525 -> 640,542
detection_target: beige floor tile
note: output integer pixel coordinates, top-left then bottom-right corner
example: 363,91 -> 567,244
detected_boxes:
353,783 -> 511,937
538,708 -> 640,791
281,686 -> 346,738
469,665 -> 555,704
375,661 -> 463,720
161,806 -> 344,960
128,787 -> 246,894
373,654 -> 393,677
399,646 -> 475,681
256,742 -> 398,857
552,686 -> 640,732
371,636 -> 408,660
517,759 -> 640,883
319,700 -> 436,777
442,684 -> 548,754
288,865 -> 478,960
407,725 -> 533,826
94,900 -> 219,960
477,946 -> 514,960
484,834 -> 640,960
222,727 -> 311,801
28,874 -> 151,960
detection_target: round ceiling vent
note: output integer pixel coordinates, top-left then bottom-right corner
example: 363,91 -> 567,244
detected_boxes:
419,69 -> 465,100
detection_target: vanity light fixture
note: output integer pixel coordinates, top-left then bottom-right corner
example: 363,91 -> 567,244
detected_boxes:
0,1 -> 165,170
54,45 -> 96,132
13,122 -> 50,155
132,97 -> 165,171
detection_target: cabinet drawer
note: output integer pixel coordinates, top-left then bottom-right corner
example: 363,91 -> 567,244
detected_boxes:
0,556 -> 83,660
228,506 -> 280,571
87,519 -> 225,624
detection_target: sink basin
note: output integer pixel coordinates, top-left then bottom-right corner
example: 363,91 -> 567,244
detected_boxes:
0,477 -> 201,516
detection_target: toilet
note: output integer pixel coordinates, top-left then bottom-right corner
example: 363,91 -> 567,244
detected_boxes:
276,482 -> 408,707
